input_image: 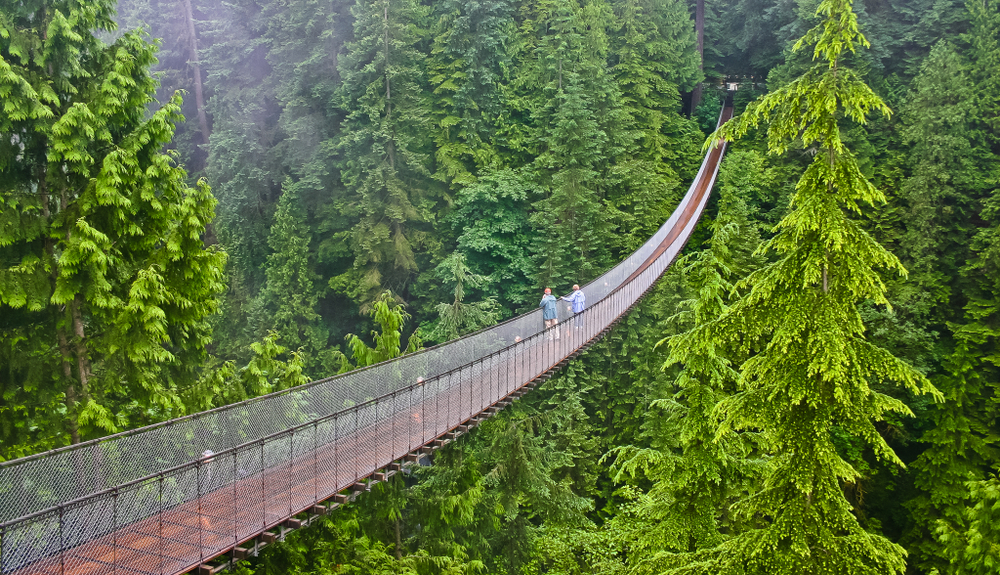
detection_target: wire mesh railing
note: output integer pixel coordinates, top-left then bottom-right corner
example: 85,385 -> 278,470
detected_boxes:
0,108 -> 731,575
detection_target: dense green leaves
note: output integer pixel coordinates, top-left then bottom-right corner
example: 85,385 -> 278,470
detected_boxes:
693,1 -> 938,572
4,0 -> 1000,573
1,0 -> 226,450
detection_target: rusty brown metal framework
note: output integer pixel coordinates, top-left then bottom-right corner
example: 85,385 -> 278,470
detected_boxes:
0,107 -> 733,575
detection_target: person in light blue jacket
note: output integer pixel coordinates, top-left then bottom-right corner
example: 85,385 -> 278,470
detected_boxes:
539,288 -> 559,338
561,285 -> 586,328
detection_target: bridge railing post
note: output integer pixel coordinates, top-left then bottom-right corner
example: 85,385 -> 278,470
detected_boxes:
390,390 -> 397,470
420,377 -> 427,450
352,408 -> 360,485
57,503 -> 64,575
500,348 -> 508,399
484,355 -> 491,409
196,455 -> 203,562
288,428 -> 294,519
312,417 -> 318,507
331,415 -> 340,497
157,472 -> 165,575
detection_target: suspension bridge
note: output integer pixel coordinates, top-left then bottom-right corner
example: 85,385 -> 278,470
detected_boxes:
0,105 -> 733,575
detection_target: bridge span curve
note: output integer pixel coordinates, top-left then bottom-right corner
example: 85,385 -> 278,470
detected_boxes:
0,104 -> 733,575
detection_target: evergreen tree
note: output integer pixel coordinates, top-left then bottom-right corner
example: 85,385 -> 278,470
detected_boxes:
426,252 -> 502,342
515,0 -> 619,287
335,0 -> 439,304
184,331 -> 308,410
451,168 -> 536,310
252,183 -> 329,374
934,473 -> 1000,575
904,3 -> 1000,570
340,291 -> 421,370
0,0 -> 226,446
427,0 -> 514,187
895,41 -> 980,330
668,0 -> 939,572
963,0 -> 1000,148
605,0 -> 701,254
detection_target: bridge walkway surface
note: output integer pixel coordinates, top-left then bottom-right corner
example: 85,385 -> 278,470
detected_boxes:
0,106 -> 733,575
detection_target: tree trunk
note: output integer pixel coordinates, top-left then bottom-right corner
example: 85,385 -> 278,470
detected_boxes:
71,296 -> 93,402
394,518 -> 403,560
690,0 -> 705,114
39,169 -> 83,445
58,329 -> 81,444
180,0 -> 210,145
384,0 -> 391,120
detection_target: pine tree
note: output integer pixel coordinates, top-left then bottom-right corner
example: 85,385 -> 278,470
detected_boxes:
904,3 -> 1000,570
605,0 -> 701,253
964,0 -> 1000,148
427,252 -> 502,342
336,0 -> 438,304
517,0 -> 618,287
669,0 -> 938,572
531,70 -> 610,286
427,0 -> 514,187
0,0 -> 226,446
450,168 -> 536,310
252,183 -> 329,375
934,473 -> 1000,574
340,291 -> 421,370
895,41 -> 980,329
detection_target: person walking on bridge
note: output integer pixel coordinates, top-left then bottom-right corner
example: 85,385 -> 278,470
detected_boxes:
561,285 -> 586,329
539,288 -> 559,339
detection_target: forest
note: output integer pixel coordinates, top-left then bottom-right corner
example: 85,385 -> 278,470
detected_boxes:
1,0 -> 999,572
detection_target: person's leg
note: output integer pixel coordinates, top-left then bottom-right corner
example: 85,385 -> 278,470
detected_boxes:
544,318 -> 557,339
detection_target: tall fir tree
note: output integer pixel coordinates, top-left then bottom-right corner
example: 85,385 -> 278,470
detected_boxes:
516,0 -> 619,287
335,0 -> 439,304
934,473 -> 1000,574
0,0 -> 226,450
605,0 -> 701,253
450,168 -> 536,310
664,0 -> 939,572
252,183 -> 329,375
427,0 -> 514,187
894,41 -> 981,330
904,2 -> 1000,570
426,252 -> 502,342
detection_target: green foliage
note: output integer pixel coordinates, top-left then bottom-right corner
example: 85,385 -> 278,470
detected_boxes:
427,0 -> 514,186
335,0 -> 439,303
425,253 -> 502,343
0,0 -> 226,445
252,183 -> 330,375
602,156 -> 765,571
933,474 -> 1000,575
678,0 -> 939,572
895,41 -> 980,326
450,168 -> 536,310
183,331 -> 309,411
11,0 -> 1000,573
340,291 -> 422,370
